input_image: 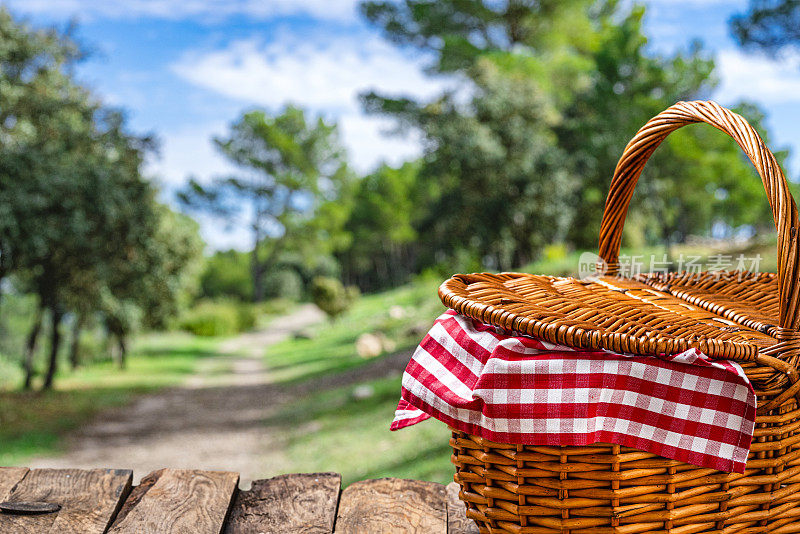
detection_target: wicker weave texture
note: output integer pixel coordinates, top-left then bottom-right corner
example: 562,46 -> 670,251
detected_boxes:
451,406 -> 800,533
439,272 -> 786,389
443,102 -> 800,532
598,101 -> 800,333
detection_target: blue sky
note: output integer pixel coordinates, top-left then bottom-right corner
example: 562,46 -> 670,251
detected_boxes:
3,0 -> 800,250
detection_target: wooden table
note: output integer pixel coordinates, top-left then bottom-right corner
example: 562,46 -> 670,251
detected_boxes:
0,467 -> 478,533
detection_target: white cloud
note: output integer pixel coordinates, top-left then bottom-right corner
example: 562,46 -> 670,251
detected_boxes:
147,121 -> 256,250
171,33 -> 449,112
715,49 -> 800,105
3,0 -> 359,23
165,31 -> 452,248
339,113 -> 425,172
147,121 -> 235,186
171,32 -> 454,172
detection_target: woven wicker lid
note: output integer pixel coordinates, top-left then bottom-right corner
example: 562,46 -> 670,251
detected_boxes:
438,102 -> 800,389
439,272 -> 776,360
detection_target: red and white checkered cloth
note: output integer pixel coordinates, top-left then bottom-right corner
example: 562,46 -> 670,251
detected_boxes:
391,310 -> 756,473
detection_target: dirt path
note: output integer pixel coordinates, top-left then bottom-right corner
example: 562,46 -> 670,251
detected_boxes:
29,304 -> 325,487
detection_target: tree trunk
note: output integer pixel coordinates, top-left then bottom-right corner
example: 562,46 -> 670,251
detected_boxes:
251,245 -> 266,303
22,303 -> 45,390
117,334 -> 128,369
41,305 -> 64,391
69,313 -> 84,370
0,246 -> 8,309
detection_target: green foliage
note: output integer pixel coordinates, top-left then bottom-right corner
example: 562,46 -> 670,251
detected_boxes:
113,206 -> 205,332
554,7 -> 718,247
419,55 -> 578,269
178,300 -> 258,337
310,277 -> 360,320
360,0 -> 597,73
179,106 -> 355,302
251,298 -> 294,319
233,303 -> 258,332
262,269 -> 303,301
0,9 -> 205,388
179,301 -> 239,337
200,249 -> 253,301
641,102 -> 791,246
339,162 -> 426,290
358,0 -> 786,269
731,1 -> 800,54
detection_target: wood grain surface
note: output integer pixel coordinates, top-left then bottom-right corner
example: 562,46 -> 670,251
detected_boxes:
107,468 -> 238,534
0,468 -> 481,533
334,478 -> 446,534
0,468 -> 132,534
225,472 -> 340,534
445,482 -> 478,534
107,468 -> 165,529
0,467 -> 29,501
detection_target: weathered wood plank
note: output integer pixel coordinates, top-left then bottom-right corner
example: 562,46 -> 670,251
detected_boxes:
107,468 -> 165,529
446,482 -> 479,534
107,468 -> 239,534
334,478 -> 446,534
225,472 -> 340,534
0,467 -> 29,501
0,468 -> 132,534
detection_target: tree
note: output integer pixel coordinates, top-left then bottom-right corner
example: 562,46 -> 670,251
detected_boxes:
360,0 -> 784,267
12,106 -> 169,388
179,106 -> 354,302
553,7 -> 717,247
339,161 -> 426,290
0,7 -> 82,300
310,276 -> 359,321
0,8 -> 102,387
635,102 -> 790,254
364,55 -> 578,270
361,0 -> 597,73
200,250 -> 253,301
101,206 -> 204,369
1,9 -> 205,387
731,1 -> 800,54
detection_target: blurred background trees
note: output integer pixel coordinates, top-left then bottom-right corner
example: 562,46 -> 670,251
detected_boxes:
359,0 -> 780,271
0,0 -> 795,390
731,0 -> 800,54
0,9 -> 203,388
178,106 -> 354,303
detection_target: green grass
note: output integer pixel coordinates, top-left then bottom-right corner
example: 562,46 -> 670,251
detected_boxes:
263,276 -> 454,485
266,276 -> 444,384
266,375 -> 454,486
0,332 -> 221,465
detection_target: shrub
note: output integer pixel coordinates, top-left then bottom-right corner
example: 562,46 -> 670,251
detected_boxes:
310,277 -> 359,320
252,298 -> 293,318
199,250 -> 253,301
235,303 -> 257,332
262,269 -> 303,301
179,299 -> 257,337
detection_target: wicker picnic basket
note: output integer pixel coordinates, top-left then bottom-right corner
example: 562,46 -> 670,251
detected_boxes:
440,101 -> 800,533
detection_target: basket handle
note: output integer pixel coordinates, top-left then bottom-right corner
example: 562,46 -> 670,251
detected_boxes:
597,100 -> 800,332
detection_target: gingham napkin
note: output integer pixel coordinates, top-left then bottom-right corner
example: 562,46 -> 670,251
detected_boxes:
391,310 -> 756,473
